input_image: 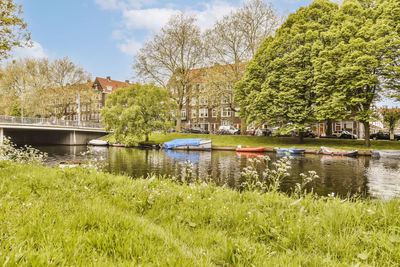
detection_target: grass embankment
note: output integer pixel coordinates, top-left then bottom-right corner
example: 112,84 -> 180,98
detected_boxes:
144,133 -> 400,151
1,161 -> 400,265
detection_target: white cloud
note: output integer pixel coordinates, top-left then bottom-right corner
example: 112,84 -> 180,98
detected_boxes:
94,0 -> 123,10
13,41 -> 47,59
94,0 -> 239,56
189,1 -> 236,30
117,38 -> 143,56
94,0 -> 158,10
121,8 -> 178,32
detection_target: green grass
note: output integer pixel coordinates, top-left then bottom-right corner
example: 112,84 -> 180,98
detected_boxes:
1,161 -> 400,265
144,132 -> 400,150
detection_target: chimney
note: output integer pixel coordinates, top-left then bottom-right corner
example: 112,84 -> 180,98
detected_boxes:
106,76 -> 111,82
125,80 -> 130,84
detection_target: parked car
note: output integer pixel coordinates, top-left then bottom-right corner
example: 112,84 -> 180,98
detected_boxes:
188,126 -> 209,134
255,128 -> 272,136
370,132 -> 400,140
217,125 -> 240,135
339,130 -> 357,139
180,127 -> 209,134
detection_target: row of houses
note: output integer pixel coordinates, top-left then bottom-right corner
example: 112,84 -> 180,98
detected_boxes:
57,75 -> 391,139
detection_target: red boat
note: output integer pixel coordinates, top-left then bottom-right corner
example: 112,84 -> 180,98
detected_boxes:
236,146 -> 265,152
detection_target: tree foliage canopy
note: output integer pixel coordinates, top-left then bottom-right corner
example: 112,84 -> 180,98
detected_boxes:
235,0 -> 400,145
0,0 -> 30,60
101,83 -> 176,145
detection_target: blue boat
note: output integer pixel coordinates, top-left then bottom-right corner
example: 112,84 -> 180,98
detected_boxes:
164,139 -> 212,151
275,147 -> 305,154
289,148 -> 305,154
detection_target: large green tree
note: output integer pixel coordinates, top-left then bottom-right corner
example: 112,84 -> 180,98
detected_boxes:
101,83 -> 176,145
0,0 -> 30,60
319,0 -> 400,146
235,0 -> 338,142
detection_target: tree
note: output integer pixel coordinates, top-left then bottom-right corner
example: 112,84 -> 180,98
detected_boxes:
319,0 -> 400,147
41,57 -> 92,118
204,0 -> 281,133
235,0 -> 338,143
134,13 -> 204,132
0,57 -> 92,119
382,109 -> 400,140
0,0 -> 31,61
101,83 -> 176,145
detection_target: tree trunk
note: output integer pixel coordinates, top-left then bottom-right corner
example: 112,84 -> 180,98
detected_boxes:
175,112 -> 182,132
326,119 -> 332,136
390,129 -> 394,141
363,121 -> 370,147
145,134 -> 149,142
240,118 -> 247,135
298,131 -> 304,144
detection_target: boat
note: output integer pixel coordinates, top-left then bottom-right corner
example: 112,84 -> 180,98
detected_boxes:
236,146 -> 265,152
289,148 -> 305,154
371,150 -> 400,159
274,147 -> 305,154
88,139 -> 109,146
112,143 -> 126,147
164,138 -> 212,151
320,146 -> 358,157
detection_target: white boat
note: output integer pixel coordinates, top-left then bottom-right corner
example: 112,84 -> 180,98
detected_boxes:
371,150 -> 400,159
164,139 -> 212,151
88,139 -> 109,146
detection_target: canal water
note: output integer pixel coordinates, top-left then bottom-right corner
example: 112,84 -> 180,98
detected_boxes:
38,146 -> 400,199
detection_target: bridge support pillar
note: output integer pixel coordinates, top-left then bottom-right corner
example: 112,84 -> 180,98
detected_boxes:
0,127 -> 3,146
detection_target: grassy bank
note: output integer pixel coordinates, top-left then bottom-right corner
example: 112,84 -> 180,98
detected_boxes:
0,161 -> 399,265
138,133 -> 400,150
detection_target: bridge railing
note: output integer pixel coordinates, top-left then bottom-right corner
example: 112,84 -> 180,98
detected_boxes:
0,115 -> 103,129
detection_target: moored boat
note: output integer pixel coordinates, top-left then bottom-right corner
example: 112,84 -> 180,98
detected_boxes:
236,146 -> 265,152
112,143 -> 126,147
289,148 -> 305,154
88,139 -> 109,146
164,139 -> 212,151
275,147 -> 289,154
371,150 -> 400,159
320,146 -> 358,157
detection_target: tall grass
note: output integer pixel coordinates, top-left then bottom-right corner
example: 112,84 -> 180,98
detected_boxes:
0,160 -> 399,265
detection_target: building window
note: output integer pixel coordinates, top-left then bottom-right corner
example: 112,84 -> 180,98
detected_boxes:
82,105 -> 86,112
181,109 -> 187,119
191,97 -> 197,106
222,120 -> 231,126
199,96 -> 208,106
221,95 -> 232,104
182,97 -> 187,105
82,114 -> 86,121
212,108 -> 218,118
199,108 -> 208,118
191,109 -> 197,119
221,107 -> 231,117
335,122 -> 342,131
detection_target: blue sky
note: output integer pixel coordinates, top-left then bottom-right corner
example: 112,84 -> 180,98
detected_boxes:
14,0 -> 314,82
11,0 -> 398,107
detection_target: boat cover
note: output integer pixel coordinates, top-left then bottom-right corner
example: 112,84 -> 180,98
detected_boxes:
164,138 -> 203,150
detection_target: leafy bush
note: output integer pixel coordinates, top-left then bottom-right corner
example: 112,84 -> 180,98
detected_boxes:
0,137 -> 47,165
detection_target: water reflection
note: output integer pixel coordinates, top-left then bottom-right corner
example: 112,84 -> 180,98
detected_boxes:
36,146 -> 400,199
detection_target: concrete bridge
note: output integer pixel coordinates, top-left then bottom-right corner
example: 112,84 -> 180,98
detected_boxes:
0,116 -> 107,145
